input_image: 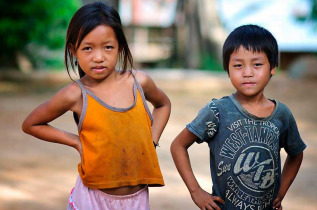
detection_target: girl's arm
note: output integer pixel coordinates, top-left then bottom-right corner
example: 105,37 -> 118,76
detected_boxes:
273,152 -> 304,209
22,82 -> 82,155
136,71 -> 171,145
171,128 -> 224,210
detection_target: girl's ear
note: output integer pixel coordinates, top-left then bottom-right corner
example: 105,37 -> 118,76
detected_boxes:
69,44 -> 77,57
119,45 -> 123,53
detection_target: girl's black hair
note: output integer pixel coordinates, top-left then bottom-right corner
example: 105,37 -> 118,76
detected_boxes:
222,24 -> 278,73
65,1 -> 133,79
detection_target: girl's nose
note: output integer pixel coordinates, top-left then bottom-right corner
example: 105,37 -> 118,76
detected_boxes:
93,50 -> 105,62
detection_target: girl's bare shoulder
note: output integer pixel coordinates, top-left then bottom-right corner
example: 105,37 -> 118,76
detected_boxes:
52,81 -> 82,108
133,70 -> 154,87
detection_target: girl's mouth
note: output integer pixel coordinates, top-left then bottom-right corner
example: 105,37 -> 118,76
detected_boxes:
92,66 -> 106,72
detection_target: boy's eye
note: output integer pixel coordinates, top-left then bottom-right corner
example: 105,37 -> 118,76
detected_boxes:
105,46 -> 113,50
254,63 -> 263,67
234,64 -> 242,68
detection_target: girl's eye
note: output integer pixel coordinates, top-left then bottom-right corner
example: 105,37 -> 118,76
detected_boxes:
83,47 -> 92,51
105,46 -> 113,50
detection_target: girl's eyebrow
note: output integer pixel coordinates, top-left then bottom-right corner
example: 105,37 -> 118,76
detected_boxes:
81,40 -> 115,45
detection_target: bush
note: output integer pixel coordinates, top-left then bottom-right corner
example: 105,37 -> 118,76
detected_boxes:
0,0 -> 80,69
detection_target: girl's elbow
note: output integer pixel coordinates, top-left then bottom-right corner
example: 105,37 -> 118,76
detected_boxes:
22,123 -> 29,134
22,120 -> 32,134
166,96 -> 171,108
160,92 -> 171,109
164,97 -> 172,114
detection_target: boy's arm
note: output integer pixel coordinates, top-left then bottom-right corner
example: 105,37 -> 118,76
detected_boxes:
136,71 -> 171,145
171,128 -> 224,210
273,152 -> 304,209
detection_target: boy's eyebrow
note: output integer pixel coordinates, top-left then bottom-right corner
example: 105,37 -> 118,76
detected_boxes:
231,57 -> 265,62
231,58 -> 243,61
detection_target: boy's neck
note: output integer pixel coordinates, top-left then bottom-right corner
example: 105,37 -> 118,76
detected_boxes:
233,92 -> 275,118
233,92 -> 267,105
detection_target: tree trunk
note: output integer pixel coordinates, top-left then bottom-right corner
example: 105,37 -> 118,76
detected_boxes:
175,0 -> 226,69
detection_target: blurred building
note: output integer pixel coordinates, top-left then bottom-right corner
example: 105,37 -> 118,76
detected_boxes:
119,0 -> 177,67
109,0 -> 317,74
118,0 -> 225,70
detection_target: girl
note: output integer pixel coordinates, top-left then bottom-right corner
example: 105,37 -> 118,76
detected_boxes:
22,2 -> 171,210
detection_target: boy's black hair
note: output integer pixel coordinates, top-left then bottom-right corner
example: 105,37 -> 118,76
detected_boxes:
65,1 -> 133,79
222,24 -> 278,73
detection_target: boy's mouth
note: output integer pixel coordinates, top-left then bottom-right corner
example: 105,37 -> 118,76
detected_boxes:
242,81 -> 256,86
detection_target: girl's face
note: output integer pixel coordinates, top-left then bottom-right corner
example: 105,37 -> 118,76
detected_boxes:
73,25 -> 119,80
228,46 -> 276,99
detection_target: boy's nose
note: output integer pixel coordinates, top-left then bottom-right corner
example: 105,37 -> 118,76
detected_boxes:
243,66 -> 254,77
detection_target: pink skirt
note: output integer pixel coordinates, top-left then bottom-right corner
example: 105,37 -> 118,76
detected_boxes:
67,176 -> 150,210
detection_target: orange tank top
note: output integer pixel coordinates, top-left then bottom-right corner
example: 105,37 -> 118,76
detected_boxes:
75,76 -> 164,189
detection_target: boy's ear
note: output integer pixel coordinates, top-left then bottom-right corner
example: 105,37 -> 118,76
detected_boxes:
69,44 -> 77,57
271,66 -> 277,76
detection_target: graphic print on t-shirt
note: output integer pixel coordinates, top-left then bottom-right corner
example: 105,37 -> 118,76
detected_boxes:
207,102 -> 280,210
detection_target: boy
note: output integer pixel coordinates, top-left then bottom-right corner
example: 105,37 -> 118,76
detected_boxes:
170,24 -> 306,210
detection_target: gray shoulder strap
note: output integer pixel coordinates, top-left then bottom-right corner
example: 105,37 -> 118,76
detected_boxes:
75,80 -> 88,132
131,70 -> 154,125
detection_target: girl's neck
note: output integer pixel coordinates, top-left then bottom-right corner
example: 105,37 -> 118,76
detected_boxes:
81,70 -> 121,87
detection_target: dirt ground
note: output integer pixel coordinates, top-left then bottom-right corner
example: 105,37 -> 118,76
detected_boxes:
0,70 -> 316,210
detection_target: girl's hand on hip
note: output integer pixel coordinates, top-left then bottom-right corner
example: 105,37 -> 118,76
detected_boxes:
72,135 -> 83,159
190,188 -> 224,210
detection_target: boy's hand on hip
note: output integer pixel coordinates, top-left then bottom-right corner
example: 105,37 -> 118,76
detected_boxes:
273,196 -> 283,210
190,188 -> 224,210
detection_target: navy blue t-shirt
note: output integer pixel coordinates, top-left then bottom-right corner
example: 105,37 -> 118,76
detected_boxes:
187,95 -> 306,210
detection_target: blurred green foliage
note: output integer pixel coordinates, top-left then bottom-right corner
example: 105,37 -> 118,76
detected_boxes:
200,52 -> 223,71
0,0 -> 80,69
311,0 -> 317,21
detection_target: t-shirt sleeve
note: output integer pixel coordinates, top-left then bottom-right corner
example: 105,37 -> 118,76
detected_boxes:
186,100 -> 220,144
281,106 -> 306,156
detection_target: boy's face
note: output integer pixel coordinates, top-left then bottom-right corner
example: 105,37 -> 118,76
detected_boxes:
228,46 -> 276,98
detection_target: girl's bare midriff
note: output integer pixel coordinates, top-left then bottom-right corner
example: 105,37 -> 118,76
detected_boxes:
100,184 -> 146,195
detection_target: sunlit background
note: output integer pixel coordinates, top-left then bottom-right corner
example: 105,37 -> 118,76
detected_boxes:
1,0 -> 316,73
0,0 -> 316,209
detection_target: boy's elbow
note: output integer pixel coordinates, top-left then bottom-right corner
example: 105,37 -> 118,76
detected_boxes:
170,140 -> 177,157
170,138 -> 183,155
170,140 -> 176,153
